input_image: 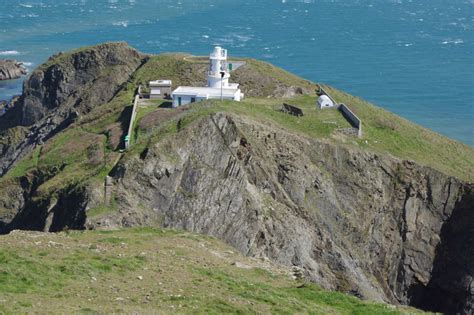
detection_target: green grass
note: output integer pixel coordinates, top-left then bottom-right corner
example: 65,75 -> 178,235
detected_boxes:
6,146 -> 42,178
323,86 -> 474,182
243,58 -> 316,92
194,268 -> 406,314
130,95 -> 351,152
0,228 -> 427,314
132,54 -> 207,89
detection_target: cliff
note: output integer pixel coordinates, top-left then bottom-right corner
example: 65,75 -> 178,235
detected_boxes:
0,59 -> 27,81
94,112 -> 472,313
0,42 -> 146,176
0,43 -> 473,314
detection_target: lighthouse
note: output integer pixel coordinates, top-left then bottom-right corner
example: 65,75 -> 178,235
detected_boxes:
171,46 -> 243,107
207,46 -> 231,88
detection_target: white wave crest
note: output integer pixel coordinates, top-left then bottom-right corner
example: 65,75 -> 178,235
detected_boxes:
0,50 -> 20,56
442,39 -> 464,45
112,21 -> 129,27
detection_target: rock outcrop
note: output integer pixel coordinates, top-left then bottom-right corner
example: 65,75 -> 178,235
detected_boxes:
0,42 -> 146,176
0,59 -> 27,81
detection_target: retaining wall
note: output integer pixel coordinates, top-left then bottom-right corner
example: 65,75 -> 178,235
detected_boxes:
339,103 -> 362,137
125,93 -> 140,149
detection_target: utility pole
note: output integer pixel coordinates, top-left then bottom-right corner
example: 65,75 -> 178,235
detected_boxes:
220,71 -> 225,101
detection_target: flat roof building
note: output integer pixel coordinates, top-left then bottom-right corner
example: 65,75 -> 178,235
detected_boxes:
150,80 -> 172,99
172,86 -> 242,107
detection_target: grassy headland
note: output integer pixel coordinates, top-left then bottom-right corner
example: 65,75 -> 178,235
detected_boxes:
0,228 -> 427,314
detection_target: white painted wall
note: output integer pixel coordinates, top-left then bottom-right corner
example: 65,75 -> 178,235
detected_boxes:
172,90 -> 242,107
150,87 -> 161,98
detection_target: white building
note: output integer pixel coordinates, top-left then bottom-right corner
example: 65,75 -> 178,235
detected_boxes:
149,80 -> 172,99
172,47 -> 243,107
317,95 -> 335,109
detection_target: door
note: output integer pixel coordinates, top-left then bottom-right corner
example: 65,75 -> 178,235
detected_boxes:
178,97 -> 182,106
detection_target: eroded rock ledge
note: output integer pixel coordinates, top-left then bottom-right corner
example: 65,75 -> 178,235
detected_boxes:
0,59 -> 27,81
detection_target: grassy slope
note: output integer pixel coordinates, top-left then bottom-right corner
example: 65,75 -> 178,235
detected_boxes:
131,96 -> 474,182
0,228 -> 426,314
324,86 -> 474,182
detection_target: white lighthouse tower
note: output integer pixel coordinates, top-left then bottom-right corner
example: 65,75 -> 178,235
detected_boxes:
171,46 -> 243,107
207,46 -> 231,88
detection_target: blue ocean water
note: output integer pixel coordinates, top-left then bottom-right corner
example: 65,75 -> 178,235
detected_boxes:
0,0 -> 473,145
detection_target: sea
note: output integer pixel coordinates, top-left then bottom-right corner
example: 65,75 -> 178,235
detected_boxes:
0,0 -> 473,145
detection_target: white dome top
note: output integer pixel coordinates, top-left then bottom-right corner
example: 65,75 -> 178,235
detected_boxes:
318,95 -> 332,104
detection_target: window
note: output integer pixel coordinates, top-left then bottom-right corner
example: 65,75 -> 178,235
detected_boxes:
191,97 -> 196,103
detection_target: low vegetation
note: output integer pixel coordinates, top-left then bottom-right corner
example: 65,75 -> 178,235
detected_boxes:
0,228 -> 426,314
131,93 -> 474,182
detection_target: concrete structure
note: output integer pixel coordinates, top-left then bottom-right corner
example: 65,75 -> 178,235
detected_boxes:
318,95 -> 335,109
172,47 -> 243,107
150,80 -> 172,99
316,85 -> 362,138
339,103 -> 363,137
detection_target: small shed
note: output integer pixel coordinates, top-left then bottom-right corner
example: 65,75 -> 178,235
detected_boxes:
317,95 -> 335,109
149,80 -> 172,99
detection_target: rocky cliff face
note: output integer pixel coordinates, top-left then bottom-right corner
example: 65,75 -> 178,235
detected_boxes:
78,113 -> 469,314
0,59 -> 27,81
0,112 -> 471,313
0,42 -> 145,176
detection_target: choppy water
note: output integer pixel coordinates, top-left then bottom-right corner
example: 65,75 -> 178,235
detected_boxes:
0,0 -> 473,145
